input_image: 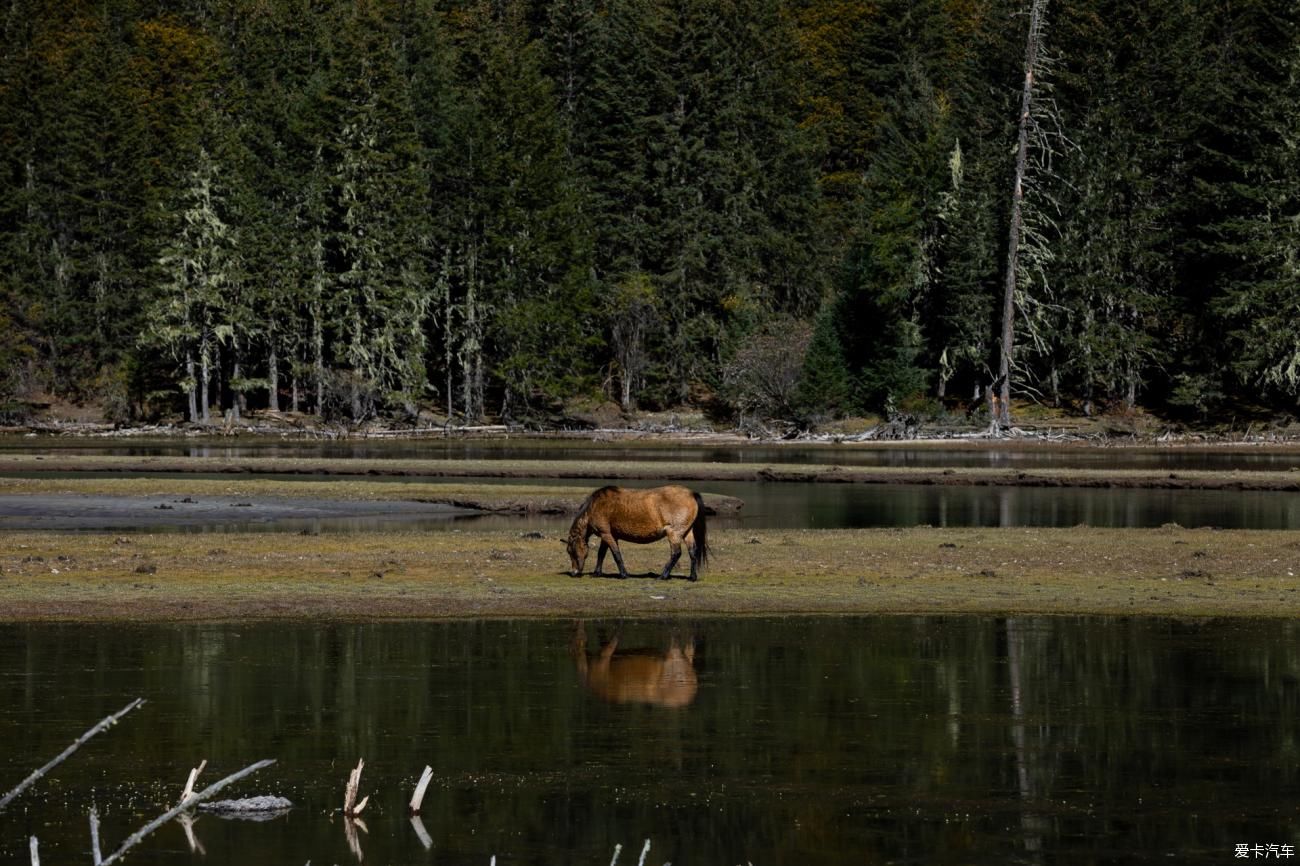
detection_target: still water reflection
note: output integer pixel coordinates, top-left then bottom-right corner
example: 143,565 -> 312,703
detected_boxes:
5,434 -> 1300,471
7,475 -> 1300,531
1,617 -> 1297,865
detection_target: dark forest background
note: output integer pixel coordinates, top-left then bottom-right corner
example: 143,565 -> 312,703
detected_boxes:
1,0 -> 1297,428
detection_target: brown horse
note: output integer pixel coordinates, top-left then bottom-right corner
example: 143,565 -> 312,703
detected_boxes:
567,485 -> 709,581
571,626 -> 698,709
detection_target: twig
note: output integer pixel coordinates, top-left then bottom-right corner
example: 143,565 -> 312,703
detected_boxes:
409,765 -> 433,815
89,808 -> 102,865
29,836 -> 38,866
343,759 -> 368,816
0,698 -> 144,810
180,759 -> 207,804
99,759 -> 274,866
637,839 -> 651,866
610,843 -> 622,866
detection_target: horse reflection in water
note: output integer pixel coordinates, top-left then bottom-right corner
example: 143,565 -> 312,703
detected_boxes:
572,624 -> 698,709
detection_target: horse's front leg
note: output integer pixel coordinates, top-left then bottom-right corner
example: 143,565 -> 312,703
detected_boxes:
600,532 -> 629,579
593,540 -> 610,576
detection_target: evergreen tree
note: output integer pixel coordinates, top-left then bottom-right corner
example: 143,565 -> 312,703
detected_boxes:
317,0 -> 433,418
146,145 -> 238,423
471,5 -> 596,417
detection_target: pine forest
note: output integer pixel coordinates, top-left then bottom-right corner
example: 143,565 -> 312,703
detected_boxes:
1,0 -> 1298,429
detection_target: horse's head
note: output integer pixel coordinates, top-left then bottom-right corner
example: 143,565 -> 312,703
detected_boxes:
566,532 -> 588,576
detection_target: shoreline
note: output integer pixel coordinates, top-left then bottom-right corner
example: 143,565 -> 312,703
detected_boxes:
3,453 -> 1300,492
2,526 -> 1297,622
6,416 -> 1300,446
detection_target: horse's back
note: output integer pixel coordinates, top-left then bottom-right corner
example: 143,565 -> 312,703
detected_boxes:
590,484 -> 698,540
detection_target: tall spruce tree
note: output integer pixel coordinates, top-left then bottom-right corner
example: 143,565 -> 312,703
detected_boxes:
316,0 -> 433,418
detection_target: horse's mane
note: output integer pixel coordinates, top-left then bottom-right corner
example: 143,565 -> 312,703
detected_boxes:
569,485 -> 621,542
576,485 -> 620,515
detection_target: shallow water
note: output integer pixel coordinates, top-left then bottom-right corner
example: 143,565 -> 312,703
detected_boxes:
5,476 -> 1300,532
1,617 -> 1297,864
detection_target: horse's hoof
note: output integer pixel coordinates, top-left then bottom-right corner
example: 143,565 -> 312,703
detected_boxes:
658,573 -> 672,581
688,575 -> 699,582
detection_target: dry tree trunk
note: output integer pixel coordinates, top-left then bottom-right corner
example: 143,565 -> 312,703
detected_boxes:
997,0 -> 1051,431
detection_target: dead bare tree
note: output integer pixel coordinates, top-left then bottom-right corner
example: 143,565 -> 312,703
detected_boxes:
996,0 -> 1052,431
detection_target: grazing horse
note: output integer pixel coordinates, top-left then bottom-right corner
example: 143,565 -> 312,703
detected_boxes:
567,484 -> 709,581
571,625 -> 698,709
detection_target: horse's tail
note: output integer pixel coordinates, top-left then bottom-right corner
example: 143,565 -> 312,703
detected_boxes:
691,491 -> 709,569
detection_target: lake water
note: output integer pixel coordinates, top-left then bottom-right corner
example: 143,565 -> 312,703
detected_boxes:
4,434 -> 1300,471
5,438 -> 1300,532
1,617 -> 1297,864
6,474 -> 1300,532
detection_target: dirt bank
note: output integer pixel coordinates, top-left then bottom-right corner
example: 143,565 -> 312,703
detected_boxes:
2,526 -> 1296,621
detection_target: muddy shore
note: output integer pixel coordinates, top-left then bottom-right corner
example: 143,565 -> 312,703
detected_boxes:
2,526 -> 1297,621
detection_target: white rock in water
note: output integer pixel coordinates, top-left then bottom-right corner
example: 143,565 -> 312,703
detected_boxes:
198,796 -> 293,818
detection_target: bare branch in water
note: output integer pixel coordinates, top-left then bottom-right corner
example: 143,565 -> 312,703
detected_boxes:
0,698 -> 145,811
99,759 -> 275,866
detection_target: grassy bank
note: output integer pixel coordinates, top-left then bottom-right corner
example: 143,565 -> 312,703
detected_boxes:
2,526 -> 1297,621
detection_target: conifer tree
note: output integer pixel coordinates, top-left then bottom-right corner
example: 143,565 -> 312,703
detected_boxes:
146,145 -> 237,423
317,0 -> 433,418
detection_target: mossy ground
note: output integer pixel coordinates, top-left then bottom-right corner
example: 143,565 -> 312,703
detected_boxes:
2,525 -> 1297,621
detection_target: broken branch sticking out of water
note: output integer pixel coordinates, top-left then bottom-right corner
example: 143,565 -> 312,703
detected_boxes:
409,765 -> 433,815
179,759 -> 207,804
98,759 -> 275,866
89,809 -> 102,866
343,758 -> 368,816
0,698 -> 145,811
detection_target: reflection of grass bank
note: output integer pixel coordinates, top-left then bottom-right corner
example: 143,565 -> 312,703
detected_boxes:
3,453 -> 1300,491
2,526 -> 1296,621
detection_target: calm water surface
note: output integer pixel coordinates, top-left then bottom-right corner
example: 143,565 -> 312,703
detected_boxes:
6,473 -> 1300,531
1,617 -> 1297,864
4,435 -> 1300,471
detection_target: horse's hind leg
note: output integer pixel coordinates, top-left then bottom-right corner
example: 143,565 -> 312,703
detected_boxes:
660,532 -> 684,580
685,529 -> 699,582
655,540 -> 686,579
